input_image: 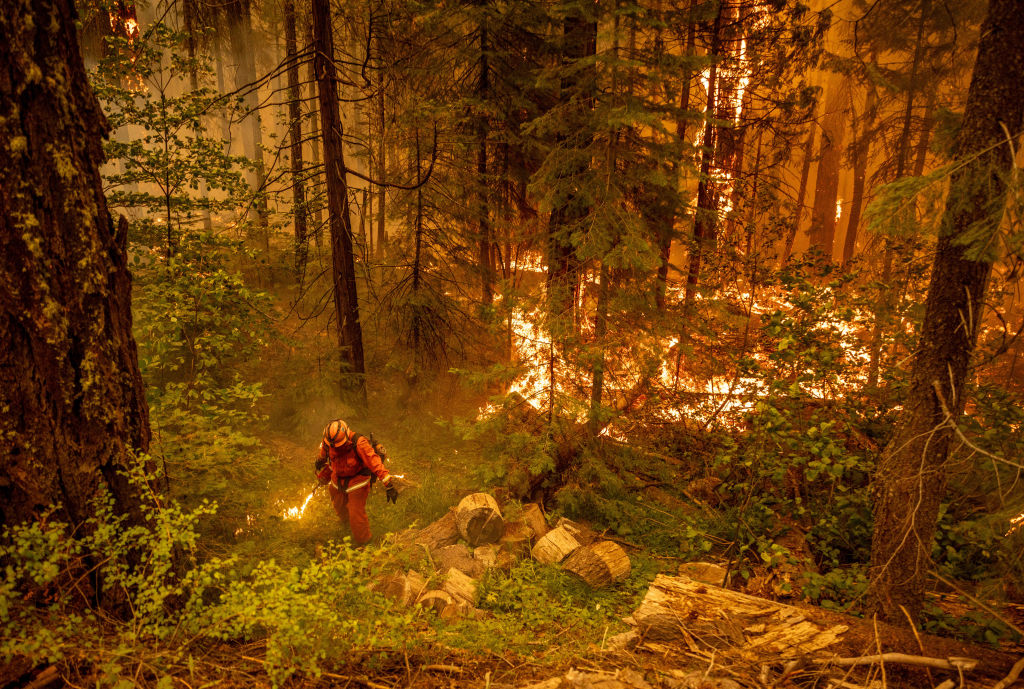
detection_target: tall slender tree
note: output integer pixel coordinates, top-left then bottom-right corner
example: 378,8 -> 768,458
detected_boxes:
312,0 -> 367,405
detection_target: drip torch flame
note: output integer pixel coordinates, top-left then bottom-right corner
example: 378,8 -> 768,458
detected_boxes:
283,491 -> 315,520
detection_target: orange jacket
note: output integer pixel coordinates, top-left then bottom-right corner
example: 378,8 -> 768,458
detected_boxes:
316,433 -> 390,487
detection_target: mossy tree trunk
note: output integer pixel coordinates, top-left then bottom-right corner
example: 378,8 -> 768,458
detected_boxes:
867,0 -> 1024,624
0,0 -> 150,527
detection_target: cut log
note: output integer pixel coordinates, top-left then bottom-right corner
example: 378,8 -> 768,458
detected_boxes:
456,493 -> 505,546
432,544 -> 485,578
442,567 -> 478,606
417,589 -> 454,614
381,569 -> 427,606
563,540 -> 631,587
474,544 -> 513,570
399,508 -> 460,550
555,517 -> 597,546
677,561 -> 728,586
631,574 -> 848,659
500,520 -> 532,557
521,502 -> 549,539
531,525 -> 580,565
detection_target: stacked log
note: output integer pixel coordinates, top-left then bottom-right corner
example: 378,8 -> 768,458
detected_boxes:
433,544 -> 485,578
555,517 -> 597,546
563,541 -> 630,588
388,493 -> 631,623
442,567 -> 478,607
399,508 -> 461,550
531,525 -> 580,565
381,570 -> 427,606
521,503 -> 548,539
456,493 -> 505,546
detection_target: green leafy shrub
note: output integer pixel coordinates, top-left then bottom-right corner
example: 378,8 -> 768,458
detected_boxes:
0,459 -> 417,687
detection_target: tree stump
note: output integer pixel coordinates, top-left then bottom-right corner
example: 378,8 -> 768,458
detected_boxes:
562,540 -> 631,588
521,502 -> 549,539
531,525 -> 580,564
442,567 -> 478,606
456,493 -> 505,546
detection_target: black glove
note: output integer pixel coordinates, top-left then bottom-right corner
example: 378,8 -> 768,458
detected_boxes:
385,483 -> 399,504
315,456 -> 328,472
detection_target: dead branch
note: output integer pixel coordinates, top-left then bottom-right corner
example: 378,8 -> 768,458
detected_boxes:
815,653 -> 978,671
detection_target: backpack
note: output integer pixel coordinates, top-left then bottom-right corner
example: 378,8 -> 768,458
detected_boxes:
350,432 -> 387,483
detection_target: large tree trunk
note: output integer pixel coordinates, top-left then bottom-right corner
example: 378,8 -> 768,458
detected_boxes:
476,11 -> 493,306
229,0 -> 270,245
781,118 -> 816,266
375,29 -> 387,257
842,84 -> 877,266
312,0 -> 367,406
546,11 -> 596,329
284,0 -> 308,279
683,2 -> 724,306
867,0 -> 1024,624
0,0 -> 150,527
653,0 -> 697,311
808,79 -> 848,262
183,0 -> 213,232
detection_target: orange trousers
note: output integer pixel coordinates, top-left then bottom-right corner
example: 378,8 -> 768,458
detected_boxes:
327,479 -> 372,545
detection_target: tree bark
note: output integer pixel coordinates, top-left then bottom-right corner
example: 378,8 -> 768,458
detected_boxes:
808,79 -> 848,261
842,84 -> 877,266
683,2 -> 724,306
655,0 -> 697,311
284,0 -> 308,279
781,118 -> 816,266
546,11 -> 596,329
867,0 -> 1024,624
375,29 -> 387,257
0,0 -> 150,527
476,11 -> 493,305
312,0 -> 367,405
228,0 -> 270,243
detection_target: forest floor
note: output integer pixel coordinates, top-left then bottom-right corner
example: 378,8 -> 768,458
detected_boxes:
213,419 -> 1024,689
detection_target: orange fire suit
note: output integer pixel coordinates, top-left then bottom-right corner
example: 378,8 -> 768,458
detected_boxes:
315,433 -> 391,545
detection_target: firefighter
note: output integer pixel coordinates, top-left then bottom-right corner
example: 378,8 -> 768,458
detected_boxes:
314,419 -> 398,545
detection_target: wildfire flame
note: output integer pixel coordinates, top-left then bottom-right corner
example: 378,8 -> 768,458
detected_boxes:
1007,511 -> 1024,536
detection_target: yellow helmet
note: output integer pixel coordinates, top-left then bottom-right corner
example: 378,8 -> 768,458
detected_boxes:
323,419 -> 351,448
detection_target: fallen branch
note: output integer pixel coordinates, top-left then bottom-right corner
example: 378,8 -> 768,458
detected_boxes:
815,654 -> 977,672
421,664 -> 463,673
322,672 -> 393,689
990,656 -> 1024,689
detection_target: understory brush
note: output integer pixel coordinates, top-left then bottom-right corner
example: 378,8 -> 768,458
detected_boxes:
0,458 -> 662,687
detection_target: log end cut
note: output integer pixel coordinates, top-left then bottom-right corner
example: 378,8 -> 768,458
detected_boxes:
456,493 -> 505,546
563,540 -> 630,588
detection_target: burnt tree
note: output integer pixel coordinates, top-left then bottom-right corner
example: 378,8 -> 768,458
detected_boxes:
0,0 -> 150,526
867,0 -> 1024,623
